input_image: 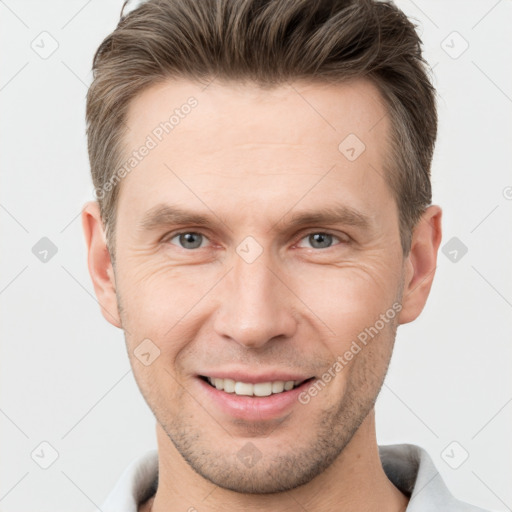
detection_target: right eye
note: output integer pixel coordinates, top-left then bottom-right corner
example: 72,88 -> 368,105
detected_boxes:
167,232 -> 210,250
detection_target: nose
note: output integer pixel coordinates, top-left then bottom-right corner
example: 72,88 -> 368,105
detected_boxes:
213,247 -> 297,349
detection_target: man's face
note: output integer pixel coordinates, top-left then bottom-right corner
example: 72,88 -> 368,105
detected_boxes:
112,78 -> 406,493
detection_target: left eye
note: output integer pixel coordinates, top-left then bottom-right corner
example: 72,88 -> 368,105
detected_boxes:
169,232 -> 208,250
297,232 -> 343,249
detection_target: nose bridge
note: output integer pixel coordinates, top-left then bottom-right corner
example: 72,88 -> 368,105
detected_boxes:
213,242 -> 296,348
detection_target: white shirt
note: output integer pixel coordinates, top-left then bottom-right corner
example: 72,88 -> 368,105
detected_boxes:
100,444 -> 489,511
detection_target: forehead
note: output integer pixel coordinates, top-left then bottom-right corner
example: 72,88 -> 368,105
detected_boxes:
124,77 -> 389,158
118,77 -> 393,223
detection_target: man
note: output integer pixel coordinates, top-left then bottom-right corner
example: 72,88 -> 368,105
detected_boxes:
82,0 -> 487,511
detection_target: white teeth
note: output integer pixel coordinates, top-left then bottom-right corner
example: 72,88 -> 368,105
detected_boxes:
234,381 -> 253,396
271,381 -> 284,393
223,378 -> 236,393
206,377 -> 303,396
253,382 -> 272,397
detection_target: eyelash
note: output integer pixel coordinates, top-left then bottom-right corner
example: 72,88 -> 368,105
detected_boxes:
163,230 -> 350,250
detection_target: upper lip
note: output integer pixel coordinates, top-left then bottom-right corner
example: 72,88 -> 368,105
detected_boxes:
198,371 -> 314,384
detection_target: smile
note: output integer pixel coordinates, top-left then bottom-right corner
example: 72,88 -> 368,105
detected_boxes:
200,376 -> 313,397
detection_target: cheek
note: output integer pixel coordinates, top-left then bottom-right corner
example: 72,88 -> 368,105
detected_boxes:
322,309 -> 398,404
129,354 -> 187,420
117,255 -> 215,319
289,259 -> 401,337
115,261 -> 223,373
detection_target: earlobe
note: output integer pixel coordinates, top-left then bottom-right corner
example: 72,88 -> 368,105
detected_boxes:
398,205 -> 442,325
81,201 -> 122,328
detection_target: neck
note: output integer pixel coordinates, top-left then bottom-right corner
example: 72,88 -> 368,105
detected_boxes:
141,411 -> 408,512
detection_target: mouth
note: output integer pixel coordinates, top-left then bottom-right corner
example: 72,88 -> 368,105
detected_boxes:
199,375 -> 315,397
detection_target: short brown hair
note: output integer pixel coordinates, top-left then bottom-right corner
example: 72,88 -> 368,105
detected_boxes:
86,0 -> 437,257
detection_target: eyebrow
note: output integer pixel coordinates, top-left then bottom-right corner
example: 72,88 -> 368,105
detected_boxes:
138,204 -> 216,231
282,205 -> 373,232
138,203 -> 374,233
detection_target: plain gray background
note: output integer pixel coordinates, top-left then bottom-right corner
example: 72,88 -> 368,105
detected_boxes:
1,1 -> 511,510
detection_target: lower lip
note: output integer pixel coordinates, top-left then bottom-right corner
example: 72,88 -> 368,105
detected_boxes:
197,377 -> 313,421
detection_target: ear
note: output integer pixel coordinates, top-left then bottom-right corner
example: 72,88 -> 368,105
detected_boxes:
398,205 -> 442,325
81,201 -> 122,328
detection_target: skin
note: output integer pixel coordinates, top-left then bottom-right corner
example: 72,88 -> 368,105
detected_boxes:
83,78 -> 442,512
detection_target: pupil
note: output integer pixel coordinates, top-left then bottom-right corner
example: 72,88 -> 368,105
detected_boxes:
310,233 -> 331,249
180,233 -> 202,249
